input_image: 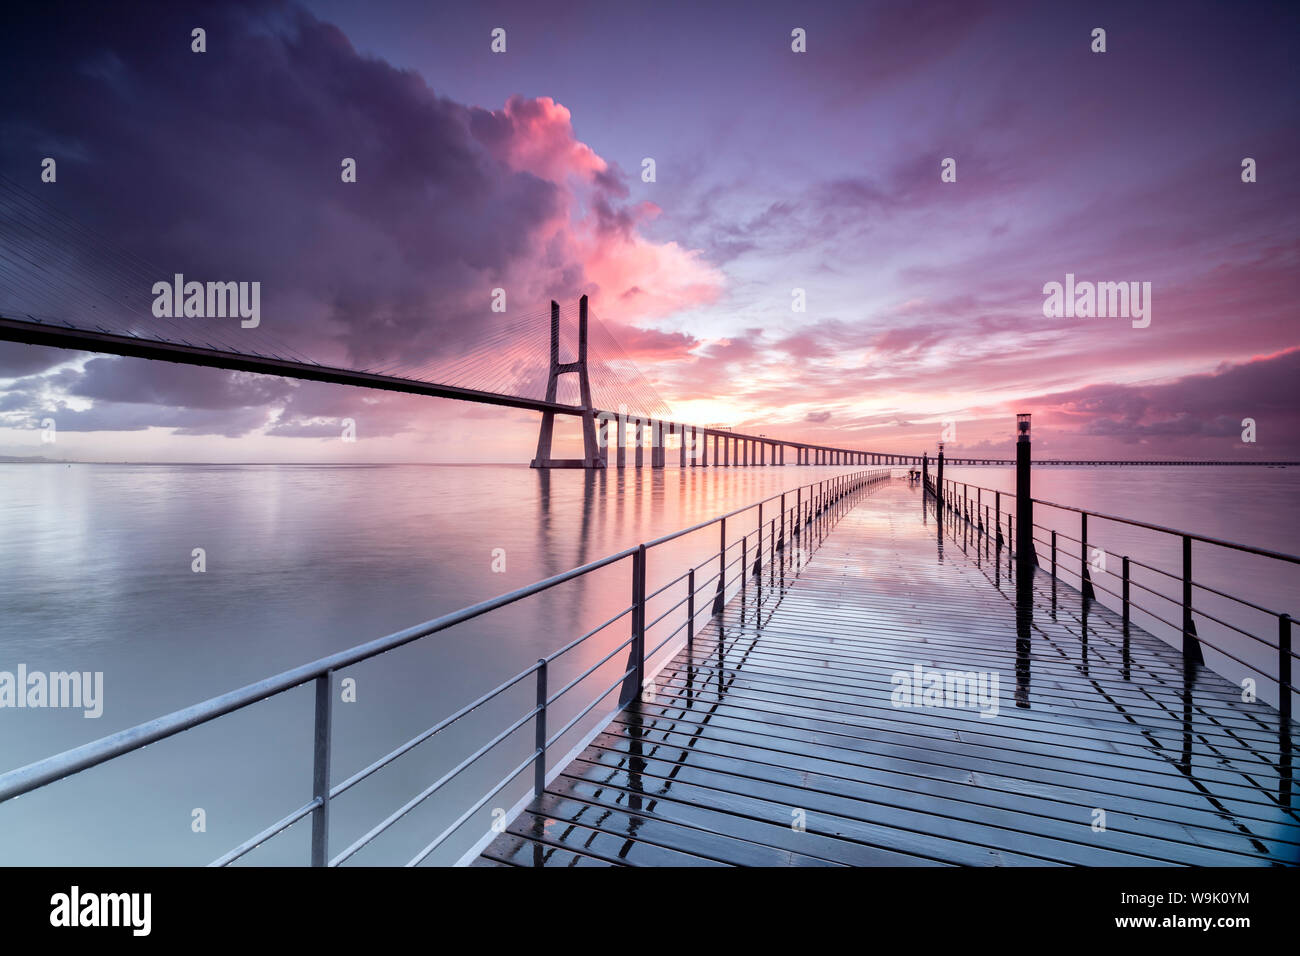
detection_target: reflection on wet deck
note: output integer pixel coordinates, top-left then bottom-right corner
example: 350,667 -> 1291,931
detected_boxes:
479,483 -> 1299,866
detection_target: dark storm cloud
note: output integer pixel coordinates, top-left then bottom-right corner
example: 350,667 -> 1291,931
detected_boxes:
0,0 -> 593,370
70,358 -> 294,409
0,0 -> 661,436
1046,349 -> 1300,445
0,342 -> 76,377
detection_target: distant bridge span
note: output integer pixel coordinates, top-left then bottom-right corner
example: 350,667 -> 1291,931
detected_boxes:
1,174 -> 1290,470
2,312 -> 1293,470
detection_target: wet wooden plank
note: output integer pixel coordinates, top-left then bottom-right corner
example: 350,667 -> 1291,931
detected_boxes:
527,794 -> 840,866
478,831 -> 616,867
593,711 -> 1299,860
479,481 -> 1299,867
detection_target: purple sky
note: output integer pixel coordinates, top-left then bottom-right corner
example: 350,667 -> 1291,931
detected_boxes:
0,0 -> 1296,462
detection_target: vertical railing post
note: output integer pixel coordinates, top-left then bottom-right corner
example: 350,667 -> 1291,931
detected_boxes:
311,670 -> 333,867
1280,613 -> 1292,722
755,503 -> 763,577
713,517 -> 727,615
769,516 -> 776,577
1182,535 -> 1204,663
635,545 -> 646,682
779,493 -> 786,551
687,567 -> 695,651
1081,511 -> 1095,601
620,545 -> 648,705
533,658 -> 547,797
1051,530 -> 1057,578
1121,556 -> 1130,629
741,536 -> 747,597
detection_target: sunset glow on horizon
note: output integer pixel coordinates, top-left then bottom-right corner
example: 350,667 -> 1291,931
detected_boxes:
0,0 -> 1295,462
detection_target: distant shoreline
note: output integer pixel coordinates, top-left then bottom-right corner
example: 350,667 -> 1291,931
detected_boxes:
0,457 -> 1295,468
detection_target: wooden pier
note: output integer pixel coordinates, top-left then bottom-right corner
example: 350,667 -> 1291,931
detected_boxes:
478,481 -> 1299,866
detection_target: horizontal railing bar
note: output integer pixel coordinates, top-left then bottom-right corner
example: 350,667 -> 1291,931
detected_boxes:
644,568 -> 691,603
0,554 -> 641,802
1054,567 -> 1293,678
1041,531 -> 1293,643
406,751 -> 536,867
0,473 -> 871,805
278,473 -> 881,863
1123,574 -> 1183,605
638,471 -> 876,550
941,478 -> 1300,563
542,604 -> 635,666
330,662 -> 543,801
331,704 -> 542,866
209,799 -> 319,867
545,665 -> 637,752
644,592 -> 691,635
1120,554 -> 1182,582
1033,498 -> 1300,564
646,617 -> 690,662
1189,580 -> 1288,619
1039,527 -> 1291,624
544,634 -> 637,707
693,569 -> 721,593
1190,602 -> 1290,648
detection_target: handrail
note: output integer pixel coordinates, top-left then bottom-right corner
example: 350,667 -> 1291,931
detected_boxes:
1031,497 -> 1300,565
0,467 -> 893,867
931,476 -> 1300,564
931,475 -> 1298,702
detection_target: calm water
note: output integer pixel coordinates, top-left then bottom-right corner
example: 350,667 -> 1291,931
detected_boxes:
0,462 -> 1296,865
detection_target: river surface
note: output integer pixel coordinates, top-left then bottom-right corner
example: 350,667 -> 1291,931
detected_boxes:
0,462 -> 1295,865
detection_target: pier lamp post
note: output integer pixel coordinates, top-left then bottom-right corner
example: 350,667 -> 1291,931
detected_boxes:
936,442 -> 945,510
1015,414 -> 1037,569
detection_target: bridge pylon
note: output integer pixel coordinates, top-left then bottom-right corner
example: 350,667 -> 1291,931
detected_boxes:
530,295 -> 604,469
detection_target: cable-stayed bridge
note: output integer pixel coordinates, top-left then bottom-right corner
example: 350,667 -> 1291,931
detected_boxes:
0,176 -> 1293,469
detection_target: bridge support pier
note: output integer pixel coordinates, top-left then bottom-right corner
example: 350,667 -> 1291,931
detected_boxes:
531,296 -> 603,469
617,410 -> 626,468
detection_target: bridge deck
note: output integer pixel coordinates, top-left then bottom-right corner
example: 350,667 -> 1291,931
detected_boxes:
478,482 -> 1299,867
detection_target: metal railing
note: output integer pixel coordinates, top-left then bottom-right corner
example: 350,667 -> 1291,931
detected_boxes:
0,468 -> 893,866
930,475 -> 1297,718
